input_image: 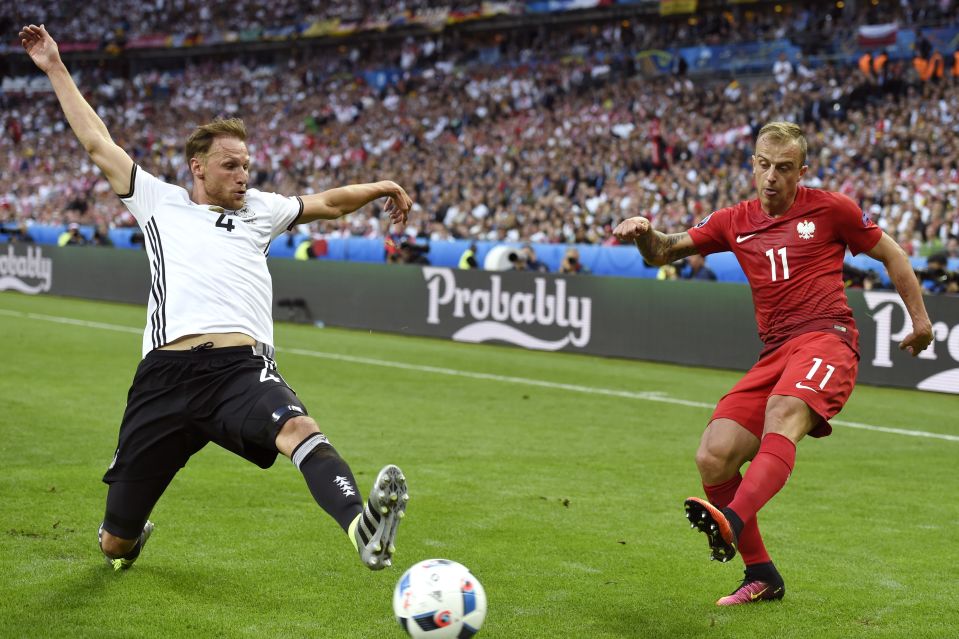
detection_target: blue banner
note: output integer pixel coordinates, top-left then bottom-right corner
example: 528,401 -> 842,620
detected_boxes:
525,0 -> 606,13
362,68 -> 403,91
677,39 -> 801,74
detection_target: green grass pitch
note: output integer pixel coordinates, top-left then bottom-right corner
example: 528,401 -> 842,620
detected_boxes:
1,291 -> 957,638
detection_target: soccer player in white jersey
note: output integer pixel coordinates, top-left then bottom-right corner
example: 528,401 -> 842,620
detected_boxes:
21,24 -> 411,572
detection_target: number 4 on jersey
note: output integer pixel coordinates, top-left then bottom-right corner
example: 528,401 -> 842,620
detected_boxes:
215,214 -> 235,232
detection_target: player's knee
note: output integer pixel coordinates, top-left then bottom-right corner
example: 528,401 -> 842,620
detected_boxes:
695,444 -> 733,480
280,415 -> 319,440
695,424 -> 752,481
99,529 -> 137,558
275,415 -> 324,457
695,434 -> 743,478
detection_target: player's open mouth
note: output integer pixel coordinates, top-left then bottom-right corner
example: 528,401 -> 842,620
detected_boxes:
763,188 -> 777,196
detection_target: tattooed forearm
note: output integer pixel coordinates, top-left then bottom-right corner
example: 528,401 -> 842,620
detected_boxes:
634,231 -> 697,265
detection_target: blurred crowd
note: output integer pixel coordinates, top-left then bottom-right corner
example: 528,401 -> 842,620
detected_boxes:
6,0 -> 458,44
4,0 -> 954,51
2,1 -> 958,295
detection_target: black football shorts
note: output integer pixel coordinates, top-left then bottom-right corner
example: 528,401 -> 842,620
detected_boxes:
102,345 -> 307,484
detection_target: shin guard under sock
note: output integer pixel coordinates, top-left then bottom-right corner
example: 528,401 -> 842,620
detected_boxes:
292,433 -> 363,532
726,433 -> 796,527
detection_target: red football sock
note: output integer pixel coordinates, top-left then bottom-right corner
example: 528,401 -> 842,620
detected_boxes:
703,474 -> 739,509
727,433 -> 796,527
704,473 -> 770,566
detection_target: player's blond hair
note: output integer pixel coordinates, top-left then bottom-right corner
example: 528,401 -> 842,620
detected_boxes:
185,118 -> 248,164
757,121 -> 807,166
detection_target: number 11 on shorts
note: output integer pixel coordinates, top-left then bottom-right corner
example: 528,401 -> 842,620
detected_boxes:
803,357 -> 834,390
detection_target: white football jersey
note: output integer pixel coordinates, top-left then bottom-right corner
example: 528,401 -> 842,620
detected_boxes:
120,165 -> 302,357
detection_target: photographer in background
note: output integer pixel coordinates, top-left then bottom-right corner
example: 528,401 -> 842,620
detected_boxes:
681,254 -> 717,281
559,246 -> 589,275
521,243 -> 549,273
57,222 -> 87,246
842,262 -> 884,290
917,253 -> 959,295
398,237 -> 431,265
0,221 -> 34,243
508,249 -> 526,271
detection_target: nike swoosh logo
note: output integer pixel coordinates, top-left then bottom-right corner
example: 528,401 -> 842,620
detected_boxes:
736,234 -> 757,243
750,587 -> 769,601
795,382 -> 819,393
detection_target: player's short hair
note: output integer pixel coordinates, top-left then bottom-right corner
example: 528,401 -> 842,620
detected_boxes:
757,121 -> 807,166
185,118 -> 248,164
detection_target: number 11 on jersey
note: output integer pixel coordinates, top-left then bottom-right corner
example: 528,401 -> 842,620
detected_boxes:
765,247 -> 790,281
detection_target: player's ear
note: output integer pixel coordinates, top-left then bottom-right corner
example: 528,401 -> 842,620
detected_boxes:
190,157 -> 204,180
798,164 -> 808,178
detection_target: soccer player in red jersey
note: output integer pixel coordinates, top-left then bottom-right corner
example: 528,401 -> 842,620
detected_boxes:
613,122 -> 933,606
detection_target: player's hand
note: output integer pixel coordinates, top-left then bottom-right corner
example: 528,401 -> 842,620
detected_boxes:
19,24 -> 62,74
899,319 -> 933,357
381,181 -> 412,227
613,216 -> 652,242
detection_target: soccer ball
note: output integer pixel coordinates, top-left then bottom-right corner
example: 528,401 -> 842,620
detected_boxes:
393,559 -> 487,638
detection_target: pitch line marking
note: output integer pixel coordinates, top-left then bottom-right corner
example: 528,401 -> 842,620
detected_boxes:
1,307 -> 957,443
0,309 -> 143,333
281,347 -> 959,442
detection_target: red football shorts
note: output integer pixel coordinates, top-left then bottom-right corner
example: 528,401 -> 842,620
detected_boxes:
711,331 -> 858,439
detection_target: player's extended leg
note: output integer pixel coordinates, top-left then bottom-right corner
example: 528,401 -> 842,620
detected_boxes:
686,418 -> 786,605
99,475 -> 173,571
725,395 -> 816,533
690,398 -> 814,603
275,416 -> 409,570
687,419 -> 758,563
686,333 -> 854,604
704,396 -> 815,604
699,472 -> 786,606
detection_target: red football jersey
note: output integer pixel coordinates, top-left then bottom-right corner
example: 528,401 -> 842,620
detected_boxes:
687,186 -> 882,355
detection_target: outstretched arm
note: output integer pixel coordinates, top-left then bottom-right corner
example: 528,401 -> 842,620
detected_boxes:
612,216 -> 699,266
867,232 -> 933,356
20,24 -> 133,195
298,180 -> 412,226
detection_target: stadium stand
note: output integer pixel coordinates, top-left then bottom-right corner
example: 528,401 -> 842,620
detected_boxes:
2,1 -> 957,288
